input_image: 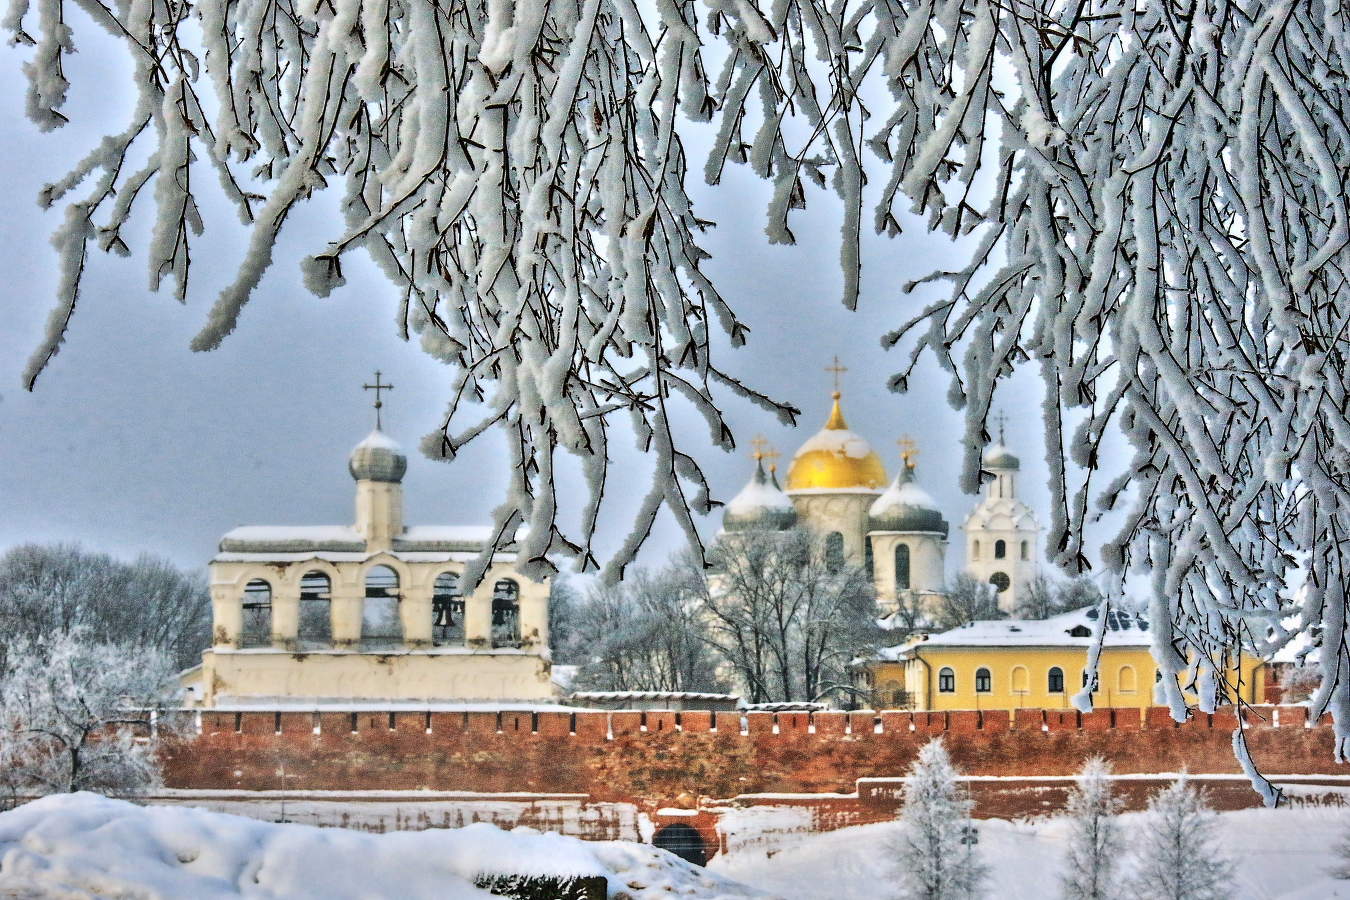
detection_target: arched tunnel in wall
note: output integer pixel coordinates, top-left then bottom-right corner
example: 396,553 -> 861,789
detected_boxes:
652,823 -> 708,866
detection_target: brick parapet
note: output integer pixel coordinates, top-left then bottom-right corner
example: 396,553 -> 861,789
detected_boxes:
162,705 -> 1342,803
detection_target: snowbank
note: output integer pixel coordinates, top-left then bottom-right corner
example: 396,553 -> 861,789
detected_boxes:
711,806 -> 1350,899
0,794 -> 765,899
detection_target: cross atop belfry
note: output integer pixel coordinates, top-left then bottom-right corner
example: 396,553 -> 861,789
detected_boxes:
363,370 -> 395,430
825,356 -> 847,394
991,409 -> 1007,444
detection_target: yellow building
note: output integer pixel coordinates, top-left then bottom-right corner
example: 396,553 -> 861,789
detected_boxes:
862,607 -> 1266,712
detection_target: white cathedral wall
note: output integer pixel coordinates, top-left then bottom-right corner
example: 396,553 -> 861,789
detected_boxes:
867,532 -> 947,610
787,491 -> 877,564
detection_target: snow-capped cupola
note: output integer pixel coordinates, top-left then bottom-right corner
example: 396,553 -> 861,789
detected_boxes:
723,458 -> 798,532
868,463 -> 949,537
983,442 -> 1020,471
349,429 -> 408,484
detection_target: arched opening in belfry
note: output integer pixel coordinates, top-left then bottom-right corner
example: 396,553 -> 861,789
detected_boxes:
491,579 -> 521,648
240,579 -> 273,647
824,532 -> 845,573
362,565 -> 402,649
652,823 -> 708,867
432,571 -> 466,646
894,544 -> 911,590
298,571 -> 332,648
994,539 -> 1007,559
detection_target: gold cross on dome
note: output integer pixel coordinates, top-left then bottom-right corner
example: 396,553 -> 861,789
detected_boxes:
750,434 -> 770,460
825,356 -> 847,393
363,370 -> 395,430
898,435 -> 918,468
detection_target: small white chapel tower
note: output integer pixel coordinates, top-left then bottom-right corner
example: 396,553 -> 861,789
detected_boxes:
961,417 -> 1040,615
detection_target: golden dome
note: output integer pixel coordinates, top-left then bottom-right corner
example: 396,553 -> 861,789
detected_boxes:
785,392 -> 888,491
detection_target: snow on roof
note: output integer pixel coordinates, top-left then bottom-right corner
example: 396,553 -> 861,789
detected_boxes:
793,426 -> 875,460
354,428 -> 404,453
0,793 -> 764,898
222,525 -> 364,544
726,475 -> 795,516
216,524 -> 509,560
881,607 -> 1152,656
871,479 -> 939,515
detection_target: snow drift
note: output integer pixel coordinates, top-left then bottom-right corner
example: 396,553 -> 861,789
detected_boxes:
0,793 -> 765,899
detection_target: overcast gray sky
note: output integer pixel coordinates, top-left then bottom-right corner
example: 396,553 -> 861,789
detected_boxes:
0,24 -> 1089,579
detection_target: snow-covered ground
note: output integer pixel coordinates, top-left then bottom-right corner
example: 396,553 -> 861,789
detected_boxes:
0,794 -> 763,899
2,794 -> 1346,899
710,805 -> 1350,899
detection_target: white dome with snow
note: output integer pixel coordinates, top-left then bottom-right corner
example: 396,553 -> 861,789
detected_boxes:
349,429 -> 407,483
868,465 -> 948,536
723,460 -> 797,531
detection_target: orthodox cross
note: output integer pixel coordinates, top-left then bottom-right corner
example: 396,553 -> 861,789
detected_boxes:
363,370 -> 395,430
825,356 -> 847,393
991,409 -> 1007,444
750,434 -> 770,460
898,435 -> 918,469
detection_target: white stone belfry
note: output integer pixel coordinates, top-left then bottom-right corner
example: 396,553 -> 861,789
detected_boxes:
961,440 -> 1040,614
183,421 -> 555,708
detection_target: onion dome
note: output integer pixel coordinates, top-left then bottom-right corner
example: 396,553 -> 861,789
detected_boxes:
724,459 -> 798,531
984,443 -> 1020,470
349,429 -> 407,483
868,463 -> 949,536
785,393 -> 888,491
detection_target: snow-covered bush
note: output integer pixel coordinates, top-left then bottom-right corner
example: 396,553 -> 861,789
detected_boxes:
892,738 -> 986,900
1129,776 -> 1227,900
7,0 -> 1350,765
1060,757 -> 1123,900
0,628 -> 179,803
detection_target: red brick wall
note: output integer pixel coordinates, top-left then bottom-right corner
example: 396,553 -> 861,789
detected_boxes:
163,706 -> 1340,805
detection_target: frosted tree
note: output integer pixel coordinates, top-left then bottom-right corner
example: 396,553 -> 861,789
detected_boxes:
694,527 -> 880,704
7,0 -> 1350,769
893,738 -> 986,900
1060,757 -> 1123,900
0,628 -> 180,802
569,565 -> 723,693
932,574 -> 1004,630
1129,777 -> 1227,900
0,543 -> 210,669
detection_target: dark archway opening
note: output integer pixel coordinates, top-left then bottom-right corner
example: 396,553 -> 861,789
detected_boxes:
652,823 -> 708,867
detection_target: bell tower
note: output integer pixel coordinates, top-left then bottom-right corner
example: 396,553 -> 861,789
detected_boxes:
961,420 -> 1040,615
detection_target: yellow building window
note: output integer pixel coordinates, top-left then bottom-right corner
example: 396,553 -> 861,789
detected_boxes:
1048,666 -> 1065,693
1119,665 -> 1138,693
938,667 -> 956,693
975,667 -> 992,692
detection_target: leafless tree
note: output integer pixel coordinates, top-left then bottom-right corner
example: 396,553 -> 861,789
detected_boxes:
570,567 -> 723,694
1014,574 -> 1103,621
931,574 -> 1004,631
0,544 -> 210,671
695,527 -> 882,704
